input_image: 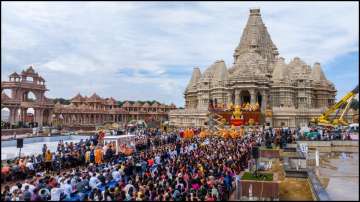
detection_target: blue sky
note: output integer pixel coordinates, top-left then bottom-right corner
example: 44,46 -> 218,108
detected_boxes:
1,2 -> 359,107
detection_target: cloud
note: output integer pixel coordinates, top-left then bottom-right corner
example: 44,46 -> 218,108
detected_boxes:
1,2 -> 358,107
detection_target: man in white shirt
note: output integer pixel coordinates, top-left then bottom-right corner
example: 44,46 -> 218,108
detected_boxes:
62,180 -> 72,198
155,154 -> 161,165
50,184 -> 64,201
112,169 -> 121,182
21,180 -> 35,194
10,183 -> 22,194
89,173 -> 101,189
26,160 -> 34,171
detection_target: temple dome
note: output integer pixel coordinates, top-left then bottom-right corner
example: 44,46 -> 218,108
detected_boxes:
234,9 -> 278,67
272,57 -> 290,82
288,57 -> 311,80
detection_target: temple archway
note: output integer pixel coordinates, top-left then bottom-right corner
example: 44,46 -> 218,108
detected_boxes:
26,108 -> 35,127
23,91 -> 37,101
240,90 -> 251,105
2,89 -> 12,98
1,107 -> 10,122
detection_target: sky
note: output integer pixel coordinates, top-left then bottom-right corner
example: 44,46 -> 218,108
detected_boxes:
1,1 -> 359,107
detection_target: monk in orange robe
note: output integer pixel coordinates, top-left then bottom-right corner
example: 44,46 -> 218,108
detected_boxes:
94,146 -> 103,165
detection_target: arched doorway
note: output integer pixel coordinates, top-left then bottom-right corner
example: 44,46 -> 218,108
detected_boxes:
1,107 -> 11,129
26,76 -> 34,82
240,90 -> 251,105
23,91 -> 37,102
26,108 -> 35,128
257,92 -> 262,108
2,89 -> 12,98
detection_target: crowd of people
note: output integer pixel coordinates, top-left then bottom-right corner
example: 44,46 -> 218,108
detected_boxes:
1,124 -> 356,201
1,127 -> 266,201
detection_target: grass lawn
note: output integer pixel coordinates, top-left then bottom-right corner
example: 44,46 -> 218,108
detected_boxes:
259,147 -> 279,151
242,172 -> 273,181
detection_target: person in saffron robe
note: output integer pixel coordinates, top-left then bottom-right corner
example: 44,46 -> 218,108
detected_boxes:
94,146 -> 103,165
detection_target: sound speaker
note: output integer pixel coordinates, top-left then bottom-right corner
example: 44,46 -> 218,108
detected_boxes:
251,146 -> 259,159
17,138 -> 23,148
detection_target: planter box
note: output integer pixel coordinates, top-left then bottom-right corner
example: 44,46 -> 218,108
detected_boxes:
260,148 -> 280,158
240,180 -> 279,199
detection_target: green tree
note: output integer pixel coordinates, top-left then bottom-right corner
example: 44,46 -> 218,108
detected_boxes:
52,98 -> 71,105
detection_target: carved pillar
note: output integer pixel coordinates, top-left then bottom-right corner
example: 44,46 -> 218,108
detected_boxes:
235,90 -> 240,105
21,108 -> 27,123
36,109 -> 44,127
9,108 -> 15,125
261,91 -> 267,113
227,92 -> 232,106
250,89 -> 256,105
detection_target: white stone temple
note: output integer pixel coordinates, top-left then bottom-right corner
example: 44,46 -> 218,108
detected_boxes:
169,8 -> 339,128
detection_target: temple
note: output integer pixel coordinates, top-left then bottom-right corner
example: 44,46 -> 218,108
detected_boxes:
1,66 -> 54,127
53,95 -> 176,129
1,67 -> 176,129
169,9 -> 338,128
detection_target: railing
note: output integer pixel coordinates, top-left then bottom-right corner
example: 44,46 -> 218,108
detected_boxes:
2,81 -> 46,89
169,109 -> 208,114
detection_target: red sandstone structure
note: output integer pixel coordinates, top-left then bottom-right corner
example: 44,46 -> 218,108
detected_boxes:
1,66 -> 176,129
1,66 -> 54,127
53,94 -> 176,128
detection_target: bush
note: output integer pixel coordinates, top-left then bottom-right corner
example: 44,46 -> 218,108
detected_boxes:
242,172 -> 273,181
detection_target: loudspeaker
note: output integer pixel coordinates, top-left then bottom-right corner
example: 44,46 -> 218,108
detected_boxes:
17,138 -> 23,148
251,146 -> 259,159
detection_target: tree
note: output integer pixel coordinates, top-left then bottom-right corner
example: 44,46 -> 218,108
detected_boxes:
53,98 -> 71,105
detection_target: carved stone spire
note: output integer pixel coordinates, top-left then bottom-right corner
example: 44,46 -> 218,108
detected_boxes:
311,62 -> 327,81
186,67 -> 201,91
213,60 -> 229,82
233,9 -> 279,66
272,57 -> 289,82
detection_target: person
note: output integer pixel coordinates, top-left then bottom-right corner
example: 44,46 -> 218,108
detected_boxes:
22,185 -> 32,201
105,145 -> 114,161
89,173 -> 101,189
95,146 -> 103,165
42,144 -> 48,157
90,148 -> 95,164
62,180 -> 72,198
45,149 -> 53,172
39,188 -> 50,201
50,183 -> 64,201
85,150 -> 91,164
1,163 -> 11,182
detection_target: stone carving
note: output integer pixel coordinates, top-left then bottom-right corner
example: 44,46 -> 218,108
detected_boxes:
169,9 -> 337,128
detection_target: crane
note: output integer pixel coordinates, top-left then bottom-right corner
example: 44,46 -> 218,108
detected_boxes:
332,97 -> 354,126
311,85 -> 358,127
